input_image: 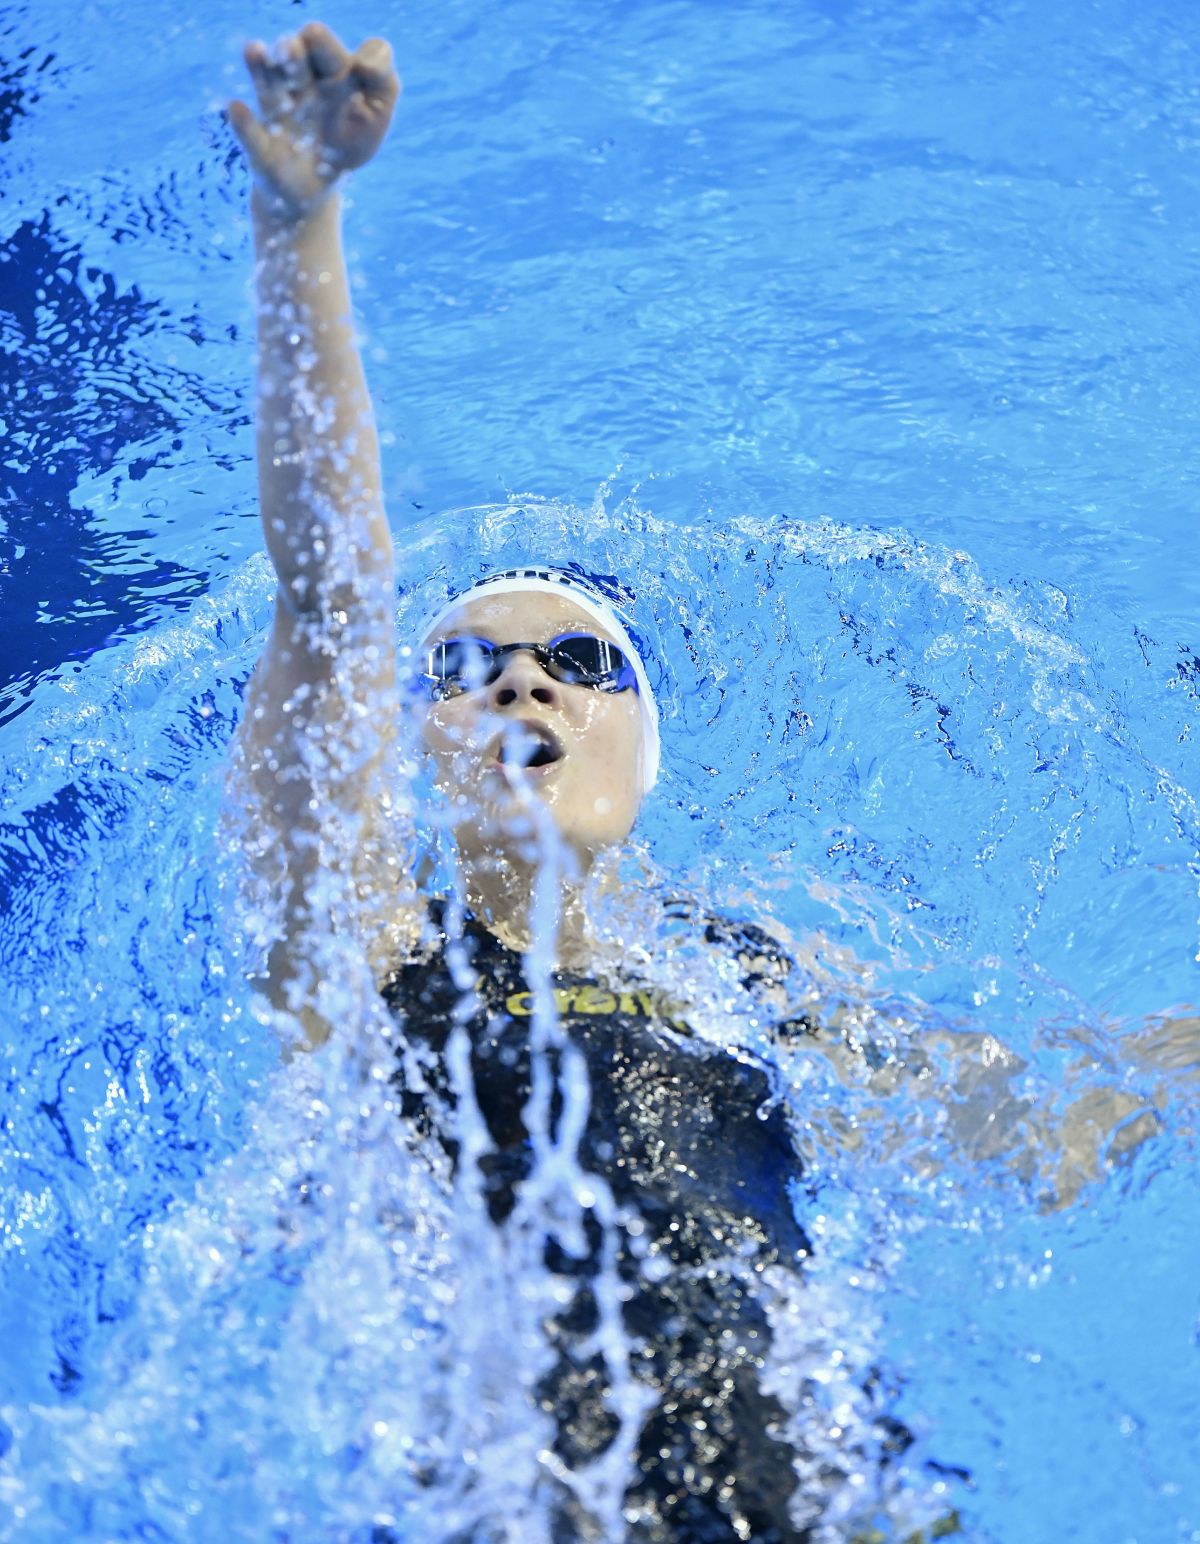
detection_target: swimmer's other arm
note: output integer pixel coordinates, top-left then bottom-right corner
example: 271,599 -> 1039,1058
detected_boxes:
759,940 -> 1197,1209
840,1013 -> 1198,1210
926,1010 -> 1200,1208
225,25 -> 401,1043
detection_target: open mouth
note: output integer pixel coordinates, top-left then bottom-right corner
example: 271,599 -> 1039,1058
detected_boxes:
494,720 -> 564,772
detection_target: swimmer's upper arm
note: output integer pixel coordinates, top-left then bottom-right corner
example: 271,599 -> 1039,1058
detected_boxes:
233,587 -> 397,832
228,591 -> 423,1048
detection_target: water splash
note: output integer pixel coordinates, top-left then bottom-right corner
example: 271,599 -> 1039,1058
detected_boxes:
1,498 -> 1195,1540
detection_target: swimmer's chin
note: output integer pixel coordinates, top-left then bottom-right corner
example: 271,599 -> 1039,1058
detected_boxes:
438,787 -> 617,875
437,780 -> 563,850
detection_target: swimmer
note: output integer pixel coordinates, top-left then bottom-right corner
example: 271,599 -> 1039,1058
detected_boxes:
224,23 -> 1196,1542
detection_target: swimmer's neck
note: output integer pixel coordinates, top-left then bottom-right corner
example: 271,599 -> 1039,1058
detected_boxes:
458,846 -> 598,962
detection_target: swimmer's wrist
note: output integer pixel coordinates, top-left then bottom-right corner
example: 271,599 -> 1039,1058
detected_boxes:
251,182 -> 341,239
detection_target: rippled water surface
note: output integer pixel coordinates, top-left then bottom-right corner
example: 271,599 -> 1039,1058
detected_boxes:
2,0 -> 1198,1540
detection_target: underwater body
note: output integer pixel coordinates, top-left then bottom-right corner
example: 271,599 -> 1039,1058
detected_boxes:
2,0 -> 1199,1539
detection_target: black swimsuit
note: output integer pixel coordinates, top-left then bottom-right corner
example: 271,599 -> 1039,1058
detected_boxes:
382,904 -> 819,1543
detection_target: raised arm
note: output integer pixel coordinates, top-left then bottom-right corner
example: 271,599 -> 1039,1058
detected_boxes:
226,24 -> 402,1041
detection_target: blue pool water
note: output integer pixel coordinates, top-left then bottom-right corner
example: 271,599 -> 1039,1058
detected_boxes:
1,0 -> 1198,1539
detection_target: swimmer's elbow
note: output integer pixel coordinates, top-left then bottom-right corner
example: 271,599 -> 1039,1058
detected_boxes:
252,946 -> 336,1055
1036,1091 -> 1163,1212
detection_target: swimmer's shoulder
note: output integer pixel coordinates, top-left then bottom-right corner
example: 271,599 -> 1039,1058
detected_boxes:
659,900 -> 930,1095
660,896 -> 822,1043
377,895 -> 485,968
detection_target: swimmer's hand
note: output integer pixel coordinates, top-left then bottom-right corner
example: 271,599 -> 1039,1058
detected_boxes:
227,22 -> 399,221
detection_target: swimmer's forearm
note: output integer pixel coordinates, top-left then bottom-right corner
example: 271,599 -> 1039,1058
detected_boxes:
1124,1012 -> 1200,1075
235,189 -> 398,863
252,189 -> 394,617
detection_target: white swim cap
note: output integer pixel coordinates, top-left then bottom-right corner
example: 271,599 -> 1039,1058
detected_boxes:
416,565 -> 661,791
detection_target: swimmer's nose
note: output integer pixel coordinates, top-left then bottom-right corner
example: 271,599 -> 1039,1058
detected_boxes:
488,651 -> 561,709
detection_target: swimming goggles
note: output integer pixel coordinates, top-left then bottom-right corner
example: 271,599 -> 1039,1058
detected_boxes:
421,632 -> 639,700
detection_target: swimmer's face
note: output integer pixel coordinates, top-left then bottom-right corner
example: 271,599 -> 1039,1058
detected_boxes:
416,591 -> 645,863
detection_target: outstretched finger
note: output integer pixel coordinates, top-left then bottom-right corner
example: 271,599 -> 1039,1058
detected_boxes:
350,37 -> 400,104
226,98 -> 273,176
243,39 -> 291,117
275,31 -> 314,91
301,21 -> 351,80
